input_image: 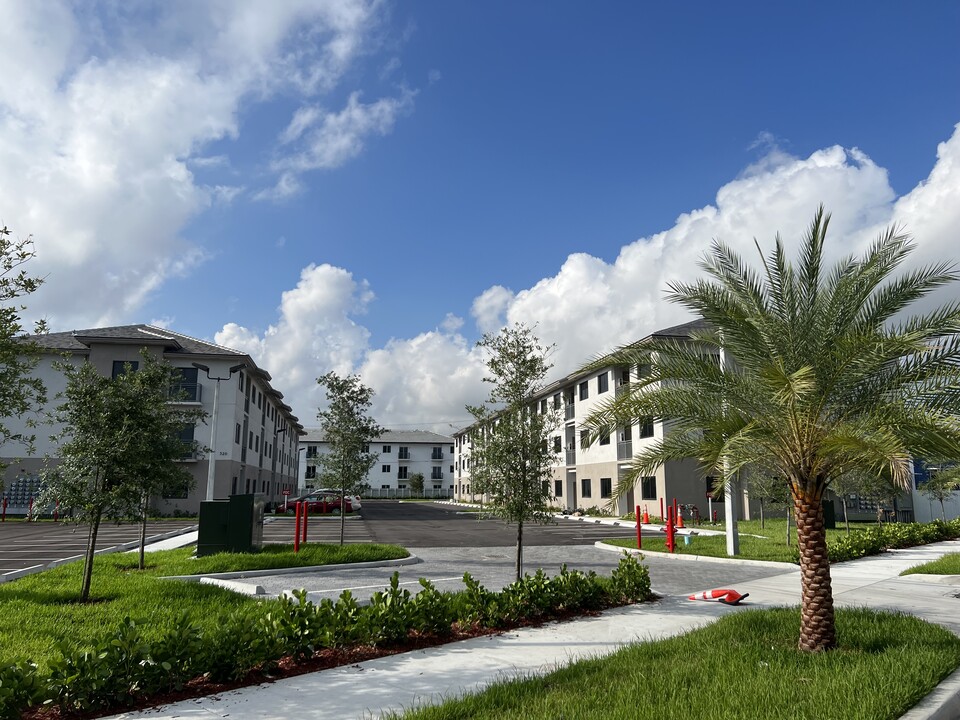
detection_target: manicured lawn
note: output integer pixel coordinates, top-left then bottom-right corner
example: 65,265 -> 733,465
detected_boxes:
902,552 -> 960,575
395,608 -> 960,720
0,542 -> 407,669
605,519 -> 875,563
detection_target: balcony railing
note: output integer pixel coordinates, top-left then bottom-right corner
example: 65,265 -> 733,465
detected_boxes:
398,450 -> 411,460
431,471 -> 444,480
431,451 -> 444,460
564,404 -> 575,421
617,441 -> 633,461
615,382 -> 629,397
565,449 -> 576,466
169,382 -> 202,403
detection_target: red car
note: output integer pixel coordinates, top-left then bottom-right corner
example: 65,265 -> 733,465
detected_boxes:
278,493 -> 354,514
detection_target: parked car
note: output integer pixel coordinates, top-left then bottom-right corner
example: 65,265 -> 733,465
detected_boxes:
276,490 -> 361,514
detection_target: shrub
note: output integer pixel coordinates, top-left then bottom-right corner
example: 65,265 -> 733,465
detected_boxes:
365,572 -> 413,645
0,661 -> 42,720
608,553 -> 652,603
409,579 -> 456,636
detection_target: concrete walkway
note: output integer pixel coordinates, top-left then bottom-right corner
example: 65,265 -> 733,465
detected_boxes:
106,539 -> 960,720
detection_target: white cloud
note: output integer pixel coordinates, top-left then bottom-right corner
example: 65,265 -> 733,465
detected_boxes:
0,1 -> 395,328
223,124 -> 960,434
440,313 -> 464,333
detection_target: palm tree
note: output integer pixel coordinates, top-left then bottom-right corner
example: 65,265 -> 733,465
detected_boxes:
582,206 -> 960,652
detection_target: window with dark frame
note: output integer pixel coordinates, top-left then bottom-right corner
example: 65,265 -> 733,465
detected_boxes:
554,479 -> 563,497
597,372 -> 608,394
111,360 -> 139,378
579,381 -> 589,401
600,477 -> 612,498
639,417 -> 654,438
580,477 -> 592,498
599,432 -> 610,445
640,476 -> 657,500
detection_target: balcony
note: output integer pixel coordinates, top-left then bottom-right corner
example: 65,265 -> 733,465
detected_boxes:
615,382 -> 629,397
431,450 -> 444,460
565,449 -> 576,466
398,449 -> 411,460
431,471 -> 444,480
169,382 -> 202,403
564,404 -> 575,421
617,441 -> 633,461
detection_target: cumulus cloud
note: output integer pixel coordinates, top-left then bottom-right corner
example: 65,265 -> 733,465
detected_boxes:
223,124 -> 960,434
0,1 -> 398,328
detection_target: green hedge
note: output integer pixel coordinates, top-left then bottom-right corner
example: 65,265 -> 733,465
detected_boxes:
0,555 -> 651,718
825,519 -> 960,563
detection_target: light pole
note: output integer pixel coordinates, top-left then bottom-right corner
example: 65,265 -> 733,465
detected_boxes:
193,362 -> 245,502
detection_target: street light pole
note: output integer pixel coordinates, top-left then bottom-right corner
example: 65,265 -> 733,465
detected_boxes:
193,362 -> 245,502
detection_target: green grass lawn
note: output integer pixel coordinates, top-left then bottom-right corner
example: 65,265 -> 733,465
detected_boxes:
604,519 -> 875,563
395,608 -> 960,720
0,542 -> 407,669
902,552 -> 960,575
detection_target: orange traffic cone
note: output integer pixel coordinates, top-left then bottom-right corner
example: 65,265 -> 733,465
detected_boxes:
676,513 -> 685,528
687,588 -> 749,605
642,507 -> 650,524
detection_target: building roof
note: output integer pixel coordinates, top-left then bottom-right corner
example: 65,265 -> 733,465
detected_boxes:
302,428 -> 454,444
28,324 -> 246,357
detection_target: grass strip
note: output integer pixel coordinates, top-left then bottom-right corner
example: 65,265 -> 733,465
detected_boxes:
395,607 -> 960,720
902,552 -> 960,575
0,542 -> 407,669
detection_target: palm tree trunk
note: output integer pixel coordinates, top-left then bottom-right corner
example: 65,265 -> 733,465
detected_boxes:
794,489 -> 836,652
80,505 -> 103,602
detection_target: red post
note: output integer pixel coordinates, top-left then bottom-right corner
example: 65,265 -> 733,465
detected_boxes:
1,496 -> 6,522
665,506 -> 675,553
53,500 -> 59,522
659,497 -> 664,524
635,504 -> 642,550
27,497 -> 33,522
301,501 -> 309,544
713,509 -> 718,523
294,502 -> 302,553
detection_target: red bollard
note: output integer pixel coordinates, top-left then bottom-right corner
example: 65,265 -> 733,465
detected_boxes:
53,500 -> 59,522
301,501 -> 309,544
1,496 -> 7,522
294,502 -> 302,553
27,497 -> 33,522
659,497 -> 664,524
635,504 -> 642,550
713,509 -> 718,523
665,506 -> 676,553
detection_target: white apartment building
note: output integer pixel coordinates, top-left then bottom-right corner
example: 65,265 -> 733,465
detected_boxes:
454,319 -> 747,519
0,325 -> 304,516
300,429 -> 455,497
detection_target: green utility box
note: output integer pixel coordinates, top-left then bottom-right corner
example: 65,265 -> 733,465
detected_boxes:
197,494 -> 265,557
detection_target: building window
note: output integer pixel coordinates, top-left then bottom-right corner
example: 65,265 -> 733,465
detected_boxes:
382,464 -> 391,473
248,431 -> 254,449
705,476 -> 718,499
639,417 -> 654,438
581,478 -> 592,498
398,484 -> 407,490
554,479 -> 563,497
362,444 -> 369,453
398,446 -> 410,459
432,446 -> 443,460
600,478 -> 612,498
433,484 -> 442,490
381,484 -> 391,489
306,446 -> 318,458
580,429 -> 589,447
553,436 -> 562,453
641,476 -> 657,500
255,435 -> 260,452
397,466 -> 408,479
305,466 -> 316,479
382,445 -> 392,453
449,465 -> 454,473
431,467 -> 443,480
578,381 -> 589,401
599,432 -> 610,445
597,372 -> 608,394
235,423 -> 241,444
111,360 -> 139,378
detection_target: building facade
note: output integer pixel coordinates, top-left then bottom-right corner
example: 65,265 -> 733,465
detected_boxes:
0,325 -> 304,515
454,319 -> 747,519
300,429 -> 455,497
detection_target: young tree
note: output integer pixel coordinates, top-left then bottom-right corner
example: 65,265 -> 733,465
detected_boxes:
919,465 -> 960,522
409,472 -> 425,496
0,224 -> 47,461
315,372 -> 383,545
37,353 -> 203,599
466,323 -> 559,580
582,207 -> 960,652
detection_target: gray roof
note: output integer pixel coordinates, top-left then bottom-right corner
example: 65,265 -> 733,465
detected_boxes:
302,428 -> 454,444
27,324 -> 245,357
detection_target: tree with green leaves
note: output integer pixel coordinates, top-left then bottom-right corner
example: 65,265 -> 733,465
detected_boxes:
409,471 -> 425,496
0,224 -> 47,463
315,372 -> 383,545
466,323 -> 559,580
919,465 -> 960,522
37,353 -> 203,600
582,206 -> 960,652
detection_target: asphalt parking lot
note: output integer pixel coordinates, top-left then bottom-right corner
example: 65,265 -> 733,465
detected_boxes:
0,519 -> 198,576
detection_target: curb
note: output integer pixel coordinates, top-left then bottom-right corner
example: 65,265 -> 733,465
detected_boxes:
899,666 -> 960,720
594,540 -> 799,570
161,554 -> 422,582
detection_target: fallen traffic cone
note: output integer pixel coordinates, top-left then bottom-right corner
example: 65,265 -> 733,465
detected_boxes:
688,588 -> 749,605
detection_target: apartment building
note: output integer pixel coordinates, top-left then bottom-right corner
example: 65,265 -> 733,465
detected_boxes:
0,325 -> 304,515
300,429 -> 455,497
454,318 -> 747,519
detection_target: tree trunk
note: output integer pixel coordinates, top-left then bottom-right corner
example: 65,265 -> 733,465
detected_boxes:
794,489 -> 836,652
842,497 -> 850,535
759,499 -> 765,530
515,520 -> 523,580
138,492 -> 148,571
940,499 -> 946,522
80,505 -> 103,602
785,509 -> 791,546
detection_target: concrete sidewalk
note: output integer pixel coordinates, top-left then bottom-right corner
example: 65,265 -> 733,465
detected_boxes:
106,539 -> 960,720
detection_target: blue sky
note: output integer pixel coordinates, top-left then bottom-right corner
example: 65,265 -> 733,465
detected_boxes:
2,1 -> 959,430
